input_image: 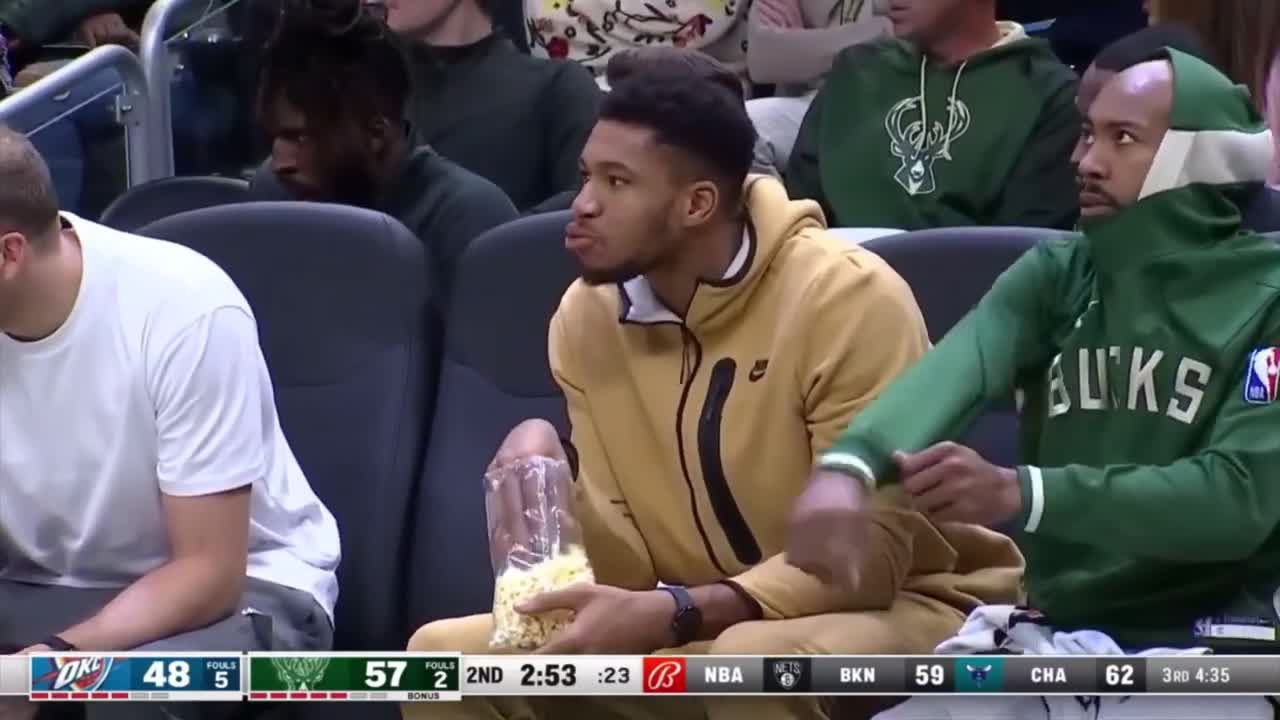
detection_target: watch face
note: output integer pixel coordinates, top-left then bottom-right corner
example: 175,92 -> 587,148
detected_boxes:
674,606 -> 703,641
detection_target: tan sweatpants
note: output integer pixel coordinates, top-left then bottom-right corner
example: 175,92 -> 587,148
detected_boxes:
401,591 -> 962,720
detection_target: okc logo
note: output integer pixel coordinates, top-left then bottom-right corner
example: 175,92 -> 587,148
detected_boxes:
642,658 -> 686,693
1245,347 -> 1280,404
41,657 -> 113,692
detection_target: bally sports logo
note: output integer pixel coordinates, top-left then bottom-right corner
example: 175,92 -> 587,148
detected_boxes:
642,657 -> 686,693
36,657 -> 114,692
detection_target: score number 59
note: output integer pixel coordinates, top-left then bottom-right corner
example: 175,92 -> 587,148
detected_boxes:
914,664 -> 945,687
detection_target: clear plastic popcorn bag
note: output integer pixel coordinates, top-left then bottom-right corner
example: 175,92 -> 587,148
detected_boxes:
486,456 -> 594,651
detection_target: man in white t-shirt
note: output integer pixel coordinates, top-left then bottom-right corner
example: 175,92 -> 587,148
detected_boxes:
0,128 -> 341,714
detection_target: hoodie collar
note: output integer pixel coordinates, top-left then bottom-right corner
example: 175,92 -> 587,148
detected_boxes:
1085,49 -> 1271,273
617,226 -> 754,325
615,176 -> 826,331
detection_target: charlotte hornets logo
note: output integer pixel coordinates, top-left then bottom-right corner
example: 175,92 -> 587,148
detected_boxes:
966,664 -> 994,687
953,657 -> 1004,692
884,96 -> 971,196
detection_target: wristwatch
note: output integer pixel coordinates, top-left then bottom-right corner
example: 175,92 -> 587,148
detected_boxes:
42,635 -> 76,651
660,585 -> 702,645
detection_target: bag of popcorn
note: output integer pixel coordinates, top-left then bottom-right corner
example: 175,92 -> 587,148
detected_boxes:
485,456 -> 594,651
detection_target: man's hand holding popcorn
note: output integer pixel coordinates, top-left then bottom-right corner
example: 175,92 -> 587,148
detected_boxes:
517,584 -> 676,654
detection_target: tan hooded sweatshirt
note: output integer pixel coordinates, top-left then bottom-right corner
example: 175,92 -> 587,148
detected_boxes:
550,176 -> 1023,620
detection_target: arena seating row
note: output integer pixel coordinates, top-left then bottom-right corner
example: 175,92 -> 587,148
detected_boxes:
114,180 -> 1064,663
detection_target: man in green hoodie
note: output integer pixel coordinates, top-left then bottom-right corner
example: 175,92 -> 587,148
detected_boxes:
789,45 -> 1280,685
787,0 -> 1081,230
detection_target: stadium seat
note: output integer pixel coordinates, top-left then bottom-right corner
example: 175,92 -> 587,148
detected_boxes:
140,202 -> 436,652
864,226 -> 1066,469
407,210 -> 578,630
101,175 -> 251,233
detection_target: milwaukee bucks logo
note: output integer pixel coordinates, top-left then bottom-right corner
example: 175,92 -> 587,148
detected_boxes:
884,96 -> 971,196
271,657 -> 331,690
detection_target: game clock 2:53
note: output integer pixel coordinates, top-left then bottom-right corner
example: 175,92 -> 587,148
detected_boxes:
521,662 -> 577,687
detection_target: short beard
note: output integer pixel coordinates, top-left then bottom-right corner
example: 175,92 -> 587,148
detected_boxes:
329,155 -> 382,209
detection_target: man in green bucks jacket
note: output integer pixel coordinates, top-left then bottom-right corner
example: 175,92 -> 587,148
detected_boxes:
788,46 -> 1280,665
785,0 -> 1080,231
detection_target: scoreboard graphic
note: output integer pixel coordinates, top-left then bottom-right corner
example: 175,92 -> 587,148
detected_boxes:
2,654 -> 1279,700
29,653 -> 243,701
248,652 -> 461,702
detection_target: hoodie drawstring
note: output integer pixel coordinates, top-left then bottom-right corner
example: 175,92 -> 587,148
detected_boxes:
916,56 -> 969,159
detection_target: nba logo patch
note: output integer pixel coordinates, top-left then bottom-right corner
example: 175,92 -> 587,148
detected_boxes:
1244,347 -> 1280,404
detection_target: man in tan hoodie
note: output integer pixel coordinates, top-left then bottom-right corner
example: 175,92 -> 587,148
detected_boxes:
405,65 -> 1023,720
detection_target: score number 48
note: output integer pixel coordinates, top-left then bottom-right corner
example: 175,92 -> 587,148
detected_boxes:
141,661 -> 231,689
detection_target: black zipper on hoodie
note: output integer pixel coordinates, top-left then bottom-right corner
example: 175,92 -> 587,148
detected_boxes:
674,327 -> 762,574
673,326 -> 727,575
698,358 -> 763,565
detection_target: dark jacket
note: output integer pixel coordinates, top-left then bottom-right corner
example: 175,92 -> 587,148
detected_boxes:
249,147 -> 518,304
0,0 -> 147,47
405,33 -> 600,213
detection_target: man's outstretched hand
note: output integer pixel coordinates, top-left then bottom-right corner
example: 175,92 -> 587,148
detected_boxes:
896,442 -> 1022,526
518,584 -> 673,654
784,468 -> 869,590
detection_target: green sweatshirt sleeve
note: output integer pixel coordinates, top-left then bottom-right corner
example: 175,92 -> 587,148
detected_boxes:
1022,325 -> 1280,562
818,239 -> 1067,486
784,83 -> 834,223
990,68 -> 1081,230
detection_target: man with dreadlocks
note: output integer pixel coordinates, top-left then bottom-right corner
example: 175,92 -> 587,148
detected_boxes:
250,0 -> 517,303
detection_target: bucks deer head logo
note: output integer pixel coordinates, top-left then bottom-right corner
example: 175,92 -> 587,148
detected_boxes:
271,656 -> 331,691
884,96 -> 971,196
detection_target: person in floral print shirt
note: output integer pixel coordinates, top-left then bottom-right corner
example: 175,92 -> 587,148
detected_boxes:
527,0 -> 751,85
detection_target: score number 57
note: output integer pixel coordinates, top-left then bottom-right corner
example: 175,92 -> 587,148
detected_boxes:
365,661 -> 450,689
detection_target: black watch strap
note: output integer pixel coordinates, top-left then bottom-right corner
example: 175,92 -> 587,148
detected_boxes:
42,635 -> 77,652
661,585 -> 702,645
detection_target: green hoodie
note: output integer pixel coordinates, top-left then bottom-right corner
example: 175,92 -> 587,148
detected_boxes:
819,49 -> 1280,649
787,23 -> 1081,231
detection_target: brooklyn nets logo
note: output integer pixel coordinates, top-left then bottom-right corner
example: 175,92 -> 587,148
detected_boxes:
771,659 -> 805,690
271,657 -> 331,691
884,95 -> 972,196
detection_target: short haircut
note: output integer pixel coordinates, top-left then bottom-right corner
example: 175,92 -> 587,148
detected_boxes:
599,70 -> 756,209
1094,22 -> 1210,72
0,126 -> 59,243
257,0 -> 411,134
605,47 -> 745,103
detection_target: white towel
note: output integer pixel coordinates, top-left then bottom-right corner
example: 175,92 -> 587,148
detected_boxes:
934,605 -> 1211,657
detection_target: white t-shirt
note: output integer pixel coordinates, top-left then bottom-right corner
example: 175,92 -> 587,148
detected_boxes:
0,214 -> 341,620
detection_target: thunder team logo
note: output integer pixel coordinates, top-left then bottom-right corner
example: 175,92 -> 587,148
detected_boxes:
1245,347 -> 1280,405
32,657 -> 115,692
